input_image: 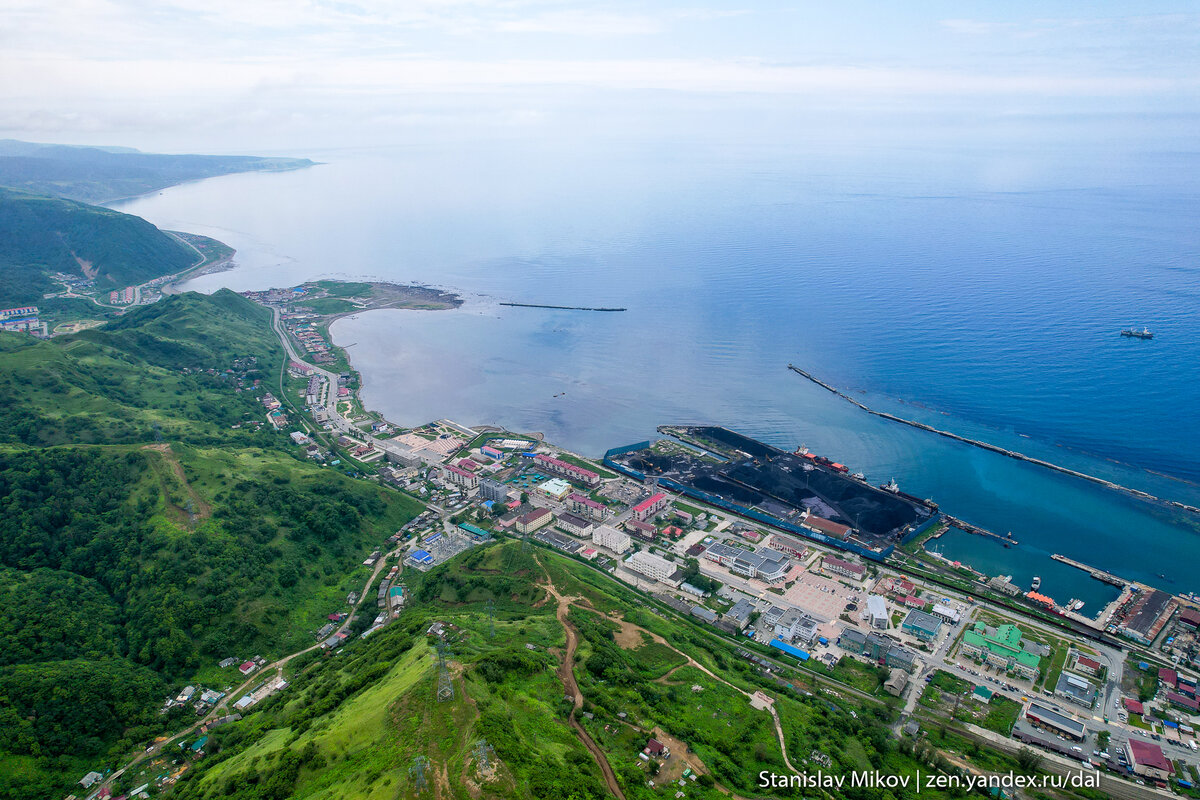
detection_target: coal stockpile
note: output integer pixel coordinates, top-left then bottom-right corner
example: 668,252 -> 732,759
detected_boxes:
682,426 -> 781,460
719,455 -> 927,538
613,428 -> 933,548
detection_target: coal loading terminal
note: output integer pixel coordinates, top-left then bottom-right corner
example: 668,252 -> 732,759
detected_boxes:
609,425 -> 938,555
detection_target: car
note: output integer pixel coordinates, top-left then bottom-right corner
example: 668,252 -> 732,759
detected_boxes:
1071,746 -> 1083,753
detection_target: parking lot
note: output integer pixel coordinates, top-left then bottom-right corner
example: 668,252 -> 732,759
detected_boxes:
780,564 -> 862,623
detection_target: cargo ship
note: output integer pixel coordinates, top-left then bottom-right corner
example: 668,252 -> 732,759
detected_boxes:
1121,327 -> 1154,339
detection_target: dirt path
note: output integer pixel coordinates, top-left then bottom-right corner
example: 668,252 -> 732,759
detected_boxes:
536,563 -> 626,800
142,443 -> 212,519
610,613 -> 803,776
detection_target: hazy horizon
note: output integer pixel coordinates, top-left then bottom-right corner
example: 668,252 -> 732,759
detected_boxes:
3,1 -> 1198,154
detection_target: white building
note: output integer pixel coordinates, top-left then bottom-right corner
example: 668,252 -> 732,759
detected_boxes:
931,603 -> 961,624
626,550 -> 680,585
867,595 -> 889,629
593,525 -> 632,555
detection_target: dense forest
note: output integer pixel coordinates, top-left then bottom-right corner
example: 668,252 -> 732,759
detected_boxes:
0,292 -> 422,798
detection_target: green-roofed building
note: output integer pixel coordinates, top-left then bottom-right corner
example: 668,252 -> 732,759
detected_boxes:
960,622 -> 1041,680
972,685 -> 994,704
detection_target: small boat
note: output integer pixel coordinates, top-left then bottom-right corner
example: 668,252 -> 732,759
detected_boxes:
1032,576 -> 1041,590
1121,327 -> 1154,339
882,478 -> 900,493
1069,599 -> 1085,612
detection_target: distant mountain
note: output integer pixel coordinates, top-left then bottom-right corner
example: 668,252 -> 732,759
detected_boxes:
0,139 -> 316,203
0,186 -> 197,304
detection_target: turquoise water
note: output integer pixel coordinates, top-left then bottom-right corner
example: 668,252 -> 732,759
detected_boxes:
110,139 -> 1200,596
928,529 -> 1120,617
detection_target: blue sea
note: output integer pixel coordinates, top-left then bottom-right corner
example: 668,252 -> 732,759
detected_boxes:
110,137 -> 1200,608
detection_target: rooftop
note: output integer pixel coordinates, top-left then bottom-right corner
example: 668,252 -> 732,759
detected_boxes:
1129,739 -> 1172,773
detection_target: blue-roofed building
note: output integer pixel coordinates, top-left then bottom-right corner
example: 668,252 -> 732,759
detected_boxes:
409,549 -> 434,566
768,638 -> 810,661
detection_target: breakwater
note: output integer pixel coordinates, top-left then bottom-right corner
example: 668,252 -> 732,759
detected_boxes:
500,302 -> 626,312
1050,554 -> 1128,587
787,364 -> 1200,516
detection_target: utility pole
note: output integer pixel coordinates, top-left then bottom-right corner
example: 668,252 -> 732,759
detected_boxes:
436,639 -> 454,702
409,755 -> 429,793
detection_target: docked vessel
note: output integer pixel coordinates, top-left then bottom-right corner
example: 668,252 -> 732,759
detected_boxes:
1121,327 -> 1154,339
1069,599 -> 1085,612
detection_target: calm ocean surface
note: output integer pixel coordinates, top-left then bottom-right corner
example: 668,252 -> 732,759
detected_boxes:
111,140 -> 1200,610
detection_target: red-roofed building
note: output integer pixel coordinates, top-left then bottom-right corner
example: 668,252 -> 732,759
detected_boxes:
1123,698 -> 1144,715
902,595 -> 924,609
804,514 -> 851,539
1159,667 -> 1179,688
443,465 -> 479,489
822,556 -> 865,580
534,454 -> 600,487
567,492 -> 607,521
239,661 -> 257,675
516,507 -> 553,534
456,458 -> 479,472
632,492 -> 669,521
1180,607 -> 1200,631
1129,739 -> 1173,782
1167,692 -> 1200,713
1074,656 -> 1102,677
643,738 -> 670,758
625,518 -> 656,541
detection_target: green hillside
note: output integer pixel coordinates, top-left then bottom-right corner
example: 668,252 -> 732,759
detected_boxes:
0,186 -> 197,304
168,542 -> 969,800
0,290 -> 281,446
0,291 -> 423,799
0,139 -> 316,204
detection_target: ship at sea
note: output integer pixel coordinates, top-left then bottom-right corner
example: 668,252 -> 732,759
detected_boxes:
1121,327 -> 1154,339
1031,576 -> 1041,590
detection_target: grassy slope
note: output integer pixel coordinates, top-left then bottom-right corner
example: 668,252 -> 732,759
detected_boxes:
0,186 -> 197,304
173,543 -> 976,800
0,291 -> 424,798
0,290 -> 280,446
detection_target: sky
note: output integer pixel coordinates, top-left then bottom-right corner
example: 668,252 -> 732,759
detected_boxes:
1,0 -> 1198,152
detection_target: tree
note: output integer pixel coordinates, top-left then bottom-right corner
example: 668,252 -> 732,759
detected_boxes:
1016,746 -> 1043,773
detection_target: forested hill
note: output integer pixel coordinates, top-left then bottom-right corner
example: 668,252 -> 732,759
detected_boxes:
0,186 -> 197,305
0,139 -> 315,203
0,291 -> 422,798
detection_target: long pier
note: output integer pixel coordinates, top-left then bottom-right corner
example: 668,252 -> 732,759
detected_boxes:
941,514 -> 1017,546
500,302 -> 626,312
1050,554 -> 1128,587
787,364 -> 1200,516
